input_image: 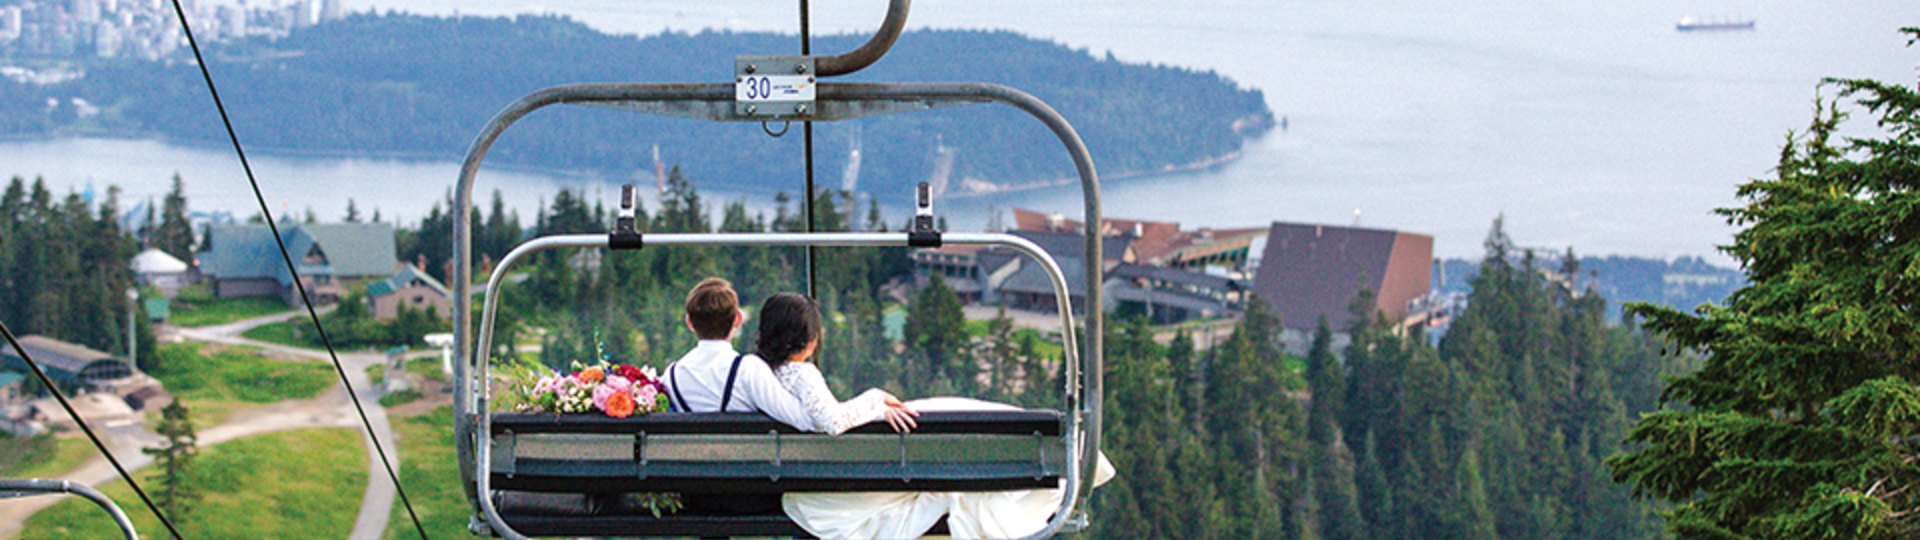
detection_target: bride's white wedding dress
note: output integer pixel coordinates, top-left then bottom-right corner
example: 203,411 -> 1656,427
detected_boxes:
773,363 -> 1114,539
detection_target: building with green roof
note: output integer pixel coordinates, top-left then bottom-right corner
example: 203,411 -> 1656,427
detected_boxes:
197,222 -> 399,306
0,336 -> 133,394
368,263 -> 453,319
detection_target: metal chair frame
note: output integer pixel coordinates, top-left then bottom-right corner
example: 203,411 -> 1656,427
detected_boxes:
450,5 -> 1104,538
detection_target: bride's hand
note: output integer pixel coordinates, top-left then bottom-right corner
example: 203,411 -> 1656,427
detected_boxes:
883,405 -> 918,433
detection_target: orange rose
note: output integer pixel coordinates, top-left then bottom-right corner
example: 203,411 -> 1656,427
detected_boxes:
577,366 -> 605,383
605,390 -> 636,418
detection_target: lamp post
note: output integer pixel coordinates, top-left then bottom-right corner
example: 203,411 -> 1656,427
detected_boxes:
125,287 -> 138,369
425,333 -> 454,377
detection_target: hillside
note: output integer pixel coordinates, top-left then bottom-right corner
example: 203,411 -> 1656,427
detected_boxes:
1436,255 -> 1744,314
0,13 -> 1272,203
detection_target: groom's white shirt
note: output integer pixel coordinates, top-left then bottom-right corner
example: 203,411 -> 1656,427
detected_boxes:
664,340 -> 815,432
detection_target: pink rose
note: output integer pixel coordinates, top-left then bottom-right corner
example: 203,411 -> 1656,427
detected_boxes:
593,383 -> 621,412
633,384 -> 659,412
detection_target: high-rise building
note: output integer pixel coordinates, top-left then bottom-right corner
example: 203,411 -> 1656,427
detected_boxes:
3,7 -> 23,39
94,22 -> 118,57
73,0 -> 101,23
220,4 -> 244,37
290,1 -> 313,28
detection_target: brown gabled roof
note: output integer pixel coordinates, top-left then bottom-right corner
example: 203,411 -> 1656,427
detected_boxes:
1252,222 -> 1432,331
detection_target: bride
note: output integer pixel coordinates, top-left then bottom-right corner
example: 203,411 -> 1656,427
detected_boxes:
751,292 -> 1113,539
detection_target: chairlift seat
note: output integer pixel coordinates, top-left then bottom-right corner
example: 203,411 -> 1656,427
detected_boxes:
488,410 -> 1064,537
489,410 -> 1067,494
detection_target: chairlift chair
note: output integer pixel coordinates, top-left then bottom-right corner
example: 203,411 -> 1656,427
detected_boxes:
451,2 -> 1105,538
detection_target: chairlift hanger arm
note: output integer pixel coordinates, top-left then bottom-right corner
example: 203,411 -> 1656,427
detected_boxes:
814,0 -> 911,76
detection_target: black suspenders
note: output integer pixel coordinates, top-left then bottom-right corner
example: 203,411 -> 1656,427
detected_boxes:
668,354 -> 748,413
718,354 -> 745,412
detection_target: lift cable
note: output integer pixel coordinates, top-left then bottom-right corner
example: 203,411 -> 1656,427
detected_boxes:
163,1 -> 430,538
0,320 -> 185,540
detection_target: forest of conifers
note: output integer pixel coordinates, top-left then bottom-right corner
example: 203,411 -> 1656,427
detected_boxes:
414,169 -> 1686,539
1,164 -> 1683,538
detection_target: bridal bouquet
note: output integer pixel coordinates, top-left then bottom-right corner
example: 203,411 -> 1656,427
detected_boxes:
511,361 -> 672,418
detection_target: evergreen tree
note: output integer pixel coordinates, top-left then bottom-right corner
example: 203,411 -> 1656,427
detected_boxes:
1610,30 -> 1920,540
139,199 -> 155,244
1204,296 -> 1301,538
904,273 -> 968,394
397,191 -> 454,282
154,174 -> 193,261
1305,316 -> 1343,446
479,189 -> 524,270
1305,316 -> 1367,540
1093,316 -> 1178,539
982,306 -> 1017,400
143,401 -> 198,522
0,178 -> 23,327
649,168 -> 718,294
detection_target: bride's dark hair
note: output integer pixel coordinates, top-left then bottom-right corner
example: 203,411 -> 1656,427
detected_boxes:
754,292 -> 822,371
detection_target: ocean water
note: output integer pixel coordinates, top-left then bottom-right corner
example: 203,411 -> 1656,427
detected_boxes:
9,0 -> 1914,262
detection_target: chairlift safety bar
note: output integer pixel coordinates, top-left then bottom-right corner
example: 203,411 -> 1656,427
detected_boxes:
470,233 -> 1083,540
0,479 -> 140,540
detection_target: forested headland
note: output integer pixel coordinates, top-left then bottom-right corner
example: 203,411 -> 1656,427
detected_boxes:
1437,254 -> 1745,316
0,12 -> 1272,204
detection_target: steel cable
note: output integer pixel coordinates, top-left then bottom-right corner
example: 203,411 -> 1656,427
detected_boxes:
163,1 -> 431,538
0,321 -> 184,540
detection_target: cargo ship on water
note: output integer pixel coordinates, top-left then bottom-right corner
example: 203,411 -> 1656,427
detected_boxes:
1677,16 -> 1755,32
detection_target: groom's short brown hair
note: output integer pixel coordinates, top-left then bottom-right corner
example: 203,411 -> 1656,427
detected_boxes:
685,277 -> 738,340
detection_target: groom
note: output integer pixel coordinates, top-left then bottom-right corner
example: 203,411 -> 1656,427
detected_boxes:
662,277 -> 814,427
660,277 -> 814,514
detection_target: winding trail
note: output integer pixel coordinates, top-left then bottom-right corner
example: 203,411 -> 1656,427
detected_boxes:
0,310 -> 401,540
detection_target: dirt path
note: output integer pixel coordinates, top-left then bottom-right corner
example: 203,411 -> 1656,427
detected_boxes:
0,311 -> 402,540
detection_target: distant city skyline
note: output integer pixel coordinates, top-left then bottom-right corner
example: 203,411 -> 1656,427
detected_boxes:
0,0 -> 344,62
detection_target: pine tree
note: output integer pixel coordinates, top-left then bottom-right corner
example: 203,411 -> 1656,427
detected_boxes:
1609,29 -> 1920,540
904,273 -> 968,393
0,178 -> 20,330
479,189 -> 524,269
154,174 -> 193,261
1204,297 -> 1301,538
982,306 -> 1017,400
1305,316 -> 1343,446
143,401 -> 198,522
1093,316 -> 1180,539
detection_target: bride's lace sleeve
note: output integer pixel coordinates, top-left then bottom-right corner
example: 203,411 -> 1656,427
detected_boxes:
775,362 -> 891,436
